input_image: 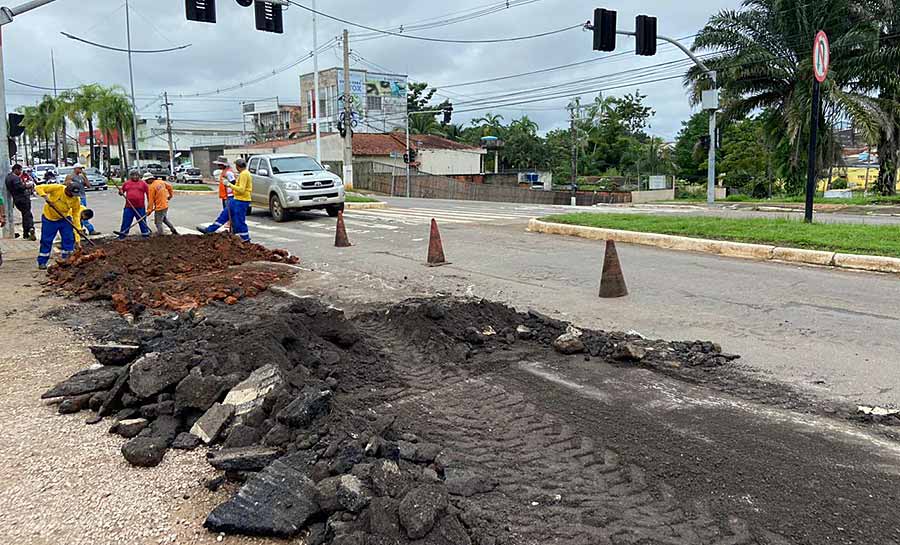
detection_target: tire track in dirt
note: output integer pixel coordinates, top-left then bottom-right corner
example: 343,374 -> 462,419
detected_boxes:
361,321 -> 780,545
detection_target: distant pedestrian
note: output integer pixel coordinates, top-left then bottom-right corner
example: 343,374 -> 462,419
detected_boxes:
34,180 -> 84,270
197,156 -> 237,235
115,169 -> 151,239
65,163 -> 91,190
5,164 -> 35,240
146,172 -> 178,235
0,190 -> 6,266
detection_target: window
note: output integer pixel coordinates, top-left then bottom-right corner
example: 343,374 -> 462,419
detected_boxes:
270,156 -> 323,174
366,95 -> 382,111
261,159 -> 272,175
248,157 -> 260,174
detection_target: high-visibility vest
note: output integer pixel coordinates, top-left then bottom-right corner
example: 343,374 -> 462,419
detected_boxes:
218,168 -> 235,199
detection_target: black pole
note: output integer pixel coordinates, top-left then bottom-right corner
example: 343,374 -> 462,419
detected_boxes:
805,79 -> 821,223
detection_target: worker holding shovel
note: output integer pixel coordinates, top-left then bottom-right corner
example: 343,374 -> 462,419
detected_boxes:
34,180 -> 85,270
114,169 -> 151,239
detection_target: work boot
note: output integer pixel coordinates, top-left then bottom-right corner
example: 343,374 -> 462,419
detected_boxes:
26,230 -> 36,241
195,225 -> 209,235
38,263 -> 47,271
172,229 -> 180,236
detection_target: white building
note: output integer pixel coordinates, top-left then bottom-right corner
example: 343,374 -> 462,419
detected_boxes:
299,68 -> 409,135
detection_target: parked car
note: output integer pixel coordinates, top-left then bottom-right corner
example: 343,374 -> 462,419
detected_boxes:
33,163 -> 57,184
143,162 -> 170,178
248,154 -> 345,222
176,165 -> 204,184
57,166 -> 109,191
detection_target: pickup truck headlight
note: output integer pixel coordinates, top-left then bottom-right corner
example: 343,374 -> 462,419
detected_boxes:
284,182 -> 301,191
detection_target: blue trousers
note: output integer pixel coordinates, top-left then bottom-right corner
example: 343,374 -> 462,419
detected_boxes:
231,200 -> 251,242
118,207 -> 150,239
38,216 -> 75,266
204,197 -> 234,234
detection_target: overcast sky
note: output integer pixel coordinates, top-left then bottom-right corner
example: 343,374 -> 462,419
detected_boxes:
3,0 -> 741,140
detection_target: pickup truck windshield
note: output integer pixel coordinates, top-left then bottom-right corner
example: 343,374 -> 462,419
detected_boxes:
270,157 -> 323,174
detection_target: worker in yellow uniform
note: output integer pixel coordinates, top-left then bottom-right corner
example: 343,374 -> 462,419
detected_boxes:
34,180 -> 84,270
201,157 -> 252,241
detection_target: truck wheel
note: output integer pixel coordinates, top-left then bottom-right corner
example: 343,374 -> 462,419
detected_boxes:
270,194 -> 287,222
326,203 -> 344,217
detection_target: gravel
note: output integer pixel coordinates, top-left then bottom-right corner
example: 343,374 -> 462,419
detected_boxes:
0,263 -> 285,545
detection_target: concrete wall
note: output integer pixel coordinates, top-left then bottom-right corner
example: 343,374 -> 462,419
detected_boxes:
418,148 -> 485,175
631,188 -> 676,203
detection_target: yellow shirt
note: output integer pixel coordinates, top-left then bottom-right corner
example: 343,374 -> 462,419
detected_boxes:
233,170 -> 253,202
35,184 -> 82,222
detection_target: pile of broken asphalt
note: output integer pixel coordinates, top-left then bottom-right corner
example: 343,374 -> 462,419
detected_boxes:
46,234 -> 299,315
41,292 -> 746,545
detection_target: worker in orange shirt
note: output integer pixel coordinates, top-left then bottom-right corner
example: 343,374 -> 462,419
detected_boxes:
145,172 -> 178,235
198,156 -> 236,234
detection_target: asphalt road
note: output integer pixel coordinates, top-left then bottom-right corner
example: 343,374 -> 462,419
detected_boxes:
22,190 -> 900,408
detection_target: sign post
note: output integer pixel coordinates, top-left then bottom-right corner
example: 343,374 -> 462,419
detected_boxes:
806,30 -> 830,223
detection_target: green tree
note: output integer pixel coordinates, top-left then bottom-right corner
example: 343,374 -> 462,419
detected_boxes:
502,116 -> 545,169
470,113 -> 505,138
719,117 -> 772,196
95,87 -> 134,173
672,112 -> 709,182
687,0 -> 887,194
62,84 -> 106,168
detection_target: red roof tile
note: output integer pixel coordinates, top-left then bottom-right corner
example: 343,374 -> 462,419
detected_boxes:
241,132 -> 481,155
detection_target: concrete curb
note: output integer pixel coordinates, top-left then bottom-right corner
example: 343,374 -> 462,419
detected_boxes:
346,201 -> 387,210
173,190 -> 216,196
527,218 -> 900,275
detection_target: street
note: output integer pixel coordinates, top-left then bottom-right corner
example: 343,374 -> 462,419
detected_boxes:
42,191 -> 900,408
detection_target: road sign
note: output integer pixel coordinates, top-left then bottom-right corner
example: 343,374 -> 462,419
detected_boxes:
813,31 -> 830,83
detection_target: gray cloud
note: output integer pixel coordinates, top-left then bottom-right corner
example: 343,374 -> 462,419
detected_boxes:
2,0 -> 741,139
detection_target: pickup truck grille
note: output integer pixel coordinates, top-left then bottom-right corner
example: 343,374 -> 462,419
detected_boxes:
187,168 -> 201,176
297,192 -> 339,201
301,179 -> 334,189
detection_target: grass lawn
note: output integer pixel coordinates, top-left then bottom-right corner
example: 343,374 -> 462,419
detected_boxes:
672,194 -> 900,206
173,184 -> 213,191
542,212 -> 900,258
345,194 -> 381,203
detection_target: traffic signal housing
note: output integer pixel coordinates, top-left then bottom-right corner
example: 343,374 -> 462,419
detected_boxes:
255,1 -> 283,33
442,105 -> 453,125
635,15 -> 657,56
593,8 -> 616,52
185,0 -> 216,23
8,113 -> 25,138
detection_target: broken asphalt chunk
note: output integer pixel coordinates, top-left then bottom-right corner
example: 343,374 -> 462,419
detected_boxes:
88,343 -> 141,366
207,446 -> 282,472
42,366 -> 121,399
204,459 -> 321,537
223,364 -> 285,416
276,387 -> 332,428
191,402 -> 234,444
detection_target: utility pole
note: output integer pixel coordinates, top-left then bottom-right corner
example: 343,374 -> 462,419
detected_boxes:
125,0 -> 140,169
1,0 -> 60,238
163,91 -> 175,176
342,29 -> 354,189
312,0 -> 321,162
51,48 -> 62,165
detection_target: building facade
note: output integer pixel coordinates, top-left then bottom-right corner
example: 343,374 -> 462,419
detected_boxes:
241,99 -> 302,140
299,68 -> 408,135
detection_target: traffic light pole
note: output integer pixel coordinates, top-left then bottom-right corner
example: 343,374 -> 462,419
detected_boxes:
0,0 -> 60,238
616,29 -> 718,205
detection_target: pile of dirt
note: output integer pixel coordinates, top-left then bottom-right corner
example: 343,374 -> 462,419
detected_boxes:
41,295 -> 748,544
47,234 -> 299,315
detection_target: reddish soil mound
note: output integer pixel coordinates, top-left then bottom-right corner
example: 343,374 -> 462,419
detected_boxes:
48,234 -> 299,315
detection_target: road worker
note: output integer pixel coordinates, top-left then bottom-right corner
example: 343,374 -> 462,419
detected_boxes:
34,180 -> 84,270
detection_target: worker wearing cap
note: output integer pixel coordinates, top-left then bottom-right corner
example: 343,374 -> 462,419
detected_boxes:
145,172 -> 178,235
116,169 -> 151,239
34,181 -> 83,270
65,162 -> 91,190
197,156 -> 238,235
225,158 -> 252,241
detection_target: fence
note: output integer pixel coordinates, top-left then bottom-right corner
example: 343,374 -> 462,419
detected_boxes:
353,162 -> 630,206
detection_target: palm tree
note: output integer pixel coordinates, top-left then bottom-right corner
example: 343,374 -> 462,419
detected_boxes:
471,113 -> 505,138
409,112 -> 444,136
442,123 -> 465,142
62,84 -> 105,168
686,0 -> 887,194
96,87 -> 134,175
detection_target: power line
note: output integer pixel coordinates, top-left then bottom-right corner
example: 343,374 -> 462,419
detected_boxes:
288,1 -> 580,44
60,32 -> 191,53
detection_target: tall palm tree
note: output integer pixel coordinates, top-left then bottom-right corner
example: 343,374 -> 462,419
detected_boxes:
686,0 -> 887,193
471,113 -> 505,138
409,112 -> 444,136
96,87 -> 134,174
62,84 -> 105,168
442,123 -> 465,142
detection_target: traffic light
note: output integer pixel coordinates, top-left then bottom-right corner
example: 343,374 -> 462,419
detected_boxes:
8,113 -> 24,138
699,135 -> 710,150
8,137 -> 17,158
635,15 -> 657,56
442,105 -> 453,125
255,1 -> 284,34
235,0 -> 253,6
593,8 -> 616,52
185,0 -> 216,23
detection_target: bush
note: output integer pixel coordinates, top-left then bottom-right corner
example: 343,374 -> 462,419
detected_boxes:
831,178 -> 849,190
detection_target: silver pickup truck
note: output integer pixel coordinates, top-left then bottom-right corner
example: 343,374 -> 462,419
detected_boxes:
248,153 -> 346,222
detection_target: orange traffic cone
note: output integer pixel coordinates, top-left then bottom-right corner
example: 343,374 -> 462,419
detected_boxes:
334,211 -> 352,248
599,240 -> 628,298
426,219 -> 449,266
